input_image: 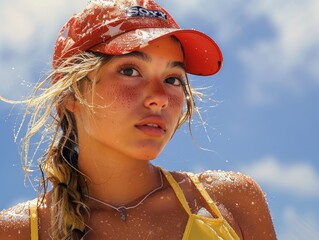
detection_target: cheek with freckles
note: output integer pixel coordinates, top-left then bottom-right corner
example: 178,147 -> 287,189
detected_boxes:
116,86 -> 142,109
168,94 -> 184,113
95,84 -> 142,111
167,94 -> 184,128
168,94 -> 184,109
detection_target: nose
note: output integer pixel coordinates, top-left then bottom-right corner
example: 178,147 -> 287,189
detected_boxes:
144,80 -> 168,110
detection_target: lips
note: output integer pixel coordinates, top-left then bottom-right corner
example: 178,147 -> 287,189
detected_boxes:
145,123 -> 161,128
135,116 -> 167,137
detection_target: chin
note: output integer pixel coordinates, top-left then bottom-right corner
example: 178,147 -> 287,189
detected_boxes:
131,142 -> 166,160
136,153 -> 160,161
132,149 -> 162,161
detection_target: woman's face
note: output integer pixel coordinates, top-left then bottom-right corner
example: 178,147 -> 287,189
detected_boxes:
74,37 -> 186,161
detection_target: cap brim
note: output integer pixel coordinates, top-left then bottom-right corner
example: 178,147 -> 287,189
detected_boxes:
90,28 -> 223,76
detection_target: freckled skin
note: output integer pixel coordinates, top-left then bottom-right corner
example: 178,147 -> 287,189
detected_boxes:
75,38 -> 185,162
0,37 -> 276,239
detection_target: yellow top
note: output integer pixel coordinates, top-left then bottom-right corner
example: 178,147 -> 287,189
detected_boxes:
29,201 -> 39,240
161,168 -> 240,240
29,169 -> 240,240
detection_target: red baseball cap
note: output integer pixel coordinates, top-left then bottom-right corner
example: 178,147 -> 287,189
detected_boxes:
53,0 -> 223,76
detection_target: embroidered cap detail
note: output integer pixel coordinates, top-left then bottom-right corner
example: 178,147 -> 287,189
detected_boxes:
127,6 -> 167,20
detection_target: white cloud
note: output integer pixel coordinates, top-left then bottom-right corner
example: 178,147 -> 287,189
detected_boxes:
0,0 -> 86,51
278,207 -> 319,240
239,0 -> 319,105
158,0 -> 244,41
242,156 -> 319,199
0,0 -> 86,99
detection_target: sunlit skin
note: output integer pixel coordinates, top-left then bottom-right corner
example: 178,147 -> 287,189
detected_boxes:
76,38 -> 185,162
71,37 -> 186,205
0,37 -> 276,239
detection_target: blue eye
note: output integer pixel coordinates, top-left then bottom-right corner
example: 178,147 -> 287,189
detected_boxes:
165,77 -> 184,86
120,68 -> 139,77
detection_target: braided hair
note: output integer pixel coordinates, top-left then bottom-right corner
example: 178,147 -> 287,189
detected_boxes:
9,40 -> 197,239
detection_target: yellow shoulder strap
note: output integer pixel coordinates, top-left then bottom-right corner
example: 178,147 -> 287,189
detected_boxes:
160,168 -> 192,215
29,200 -> 39,240
187,173 -> 223,219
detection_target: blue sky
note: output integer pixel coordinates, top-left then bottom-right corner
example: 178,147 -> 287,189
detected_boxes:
1,0 -> 319,239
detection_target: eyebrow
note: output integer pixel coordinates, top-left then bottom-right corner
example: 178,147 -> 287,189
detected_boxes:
169,61 -> 186,72
113,51 -> 186,71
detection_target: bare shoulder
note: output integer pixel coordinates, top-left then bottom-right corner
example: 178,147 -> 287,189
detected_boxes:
198,169 -> 263,201
0,200 -> 34,240
198,170 -> 277,240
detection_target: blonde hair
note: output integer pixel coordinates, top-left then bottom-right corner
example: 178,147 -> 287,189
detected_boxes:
1,50 -> 197,239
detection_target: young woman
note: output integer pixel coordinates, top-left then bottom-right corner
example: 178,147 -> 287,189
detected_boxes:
0,0 -> 276,239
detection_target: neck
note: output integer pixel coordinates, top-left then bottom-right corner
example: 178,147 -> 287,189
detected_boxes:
78,149 -> 161,207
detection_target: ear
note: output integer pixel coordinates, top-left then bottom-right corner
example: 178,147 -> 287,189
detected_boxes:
56,96 -> 80,118
64,96 -> 80,113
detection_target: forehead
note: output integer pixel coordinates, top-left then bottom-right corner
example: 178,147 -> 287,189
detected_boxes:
132,36 -> 184,62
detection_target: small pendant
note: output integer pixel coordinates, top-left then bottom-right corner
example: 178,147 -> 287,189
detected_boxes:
118,207 -> 127,221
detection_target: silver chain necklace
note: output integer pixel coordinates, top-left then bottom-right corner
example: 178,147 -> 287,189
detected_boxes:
84,169 -> 163,221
